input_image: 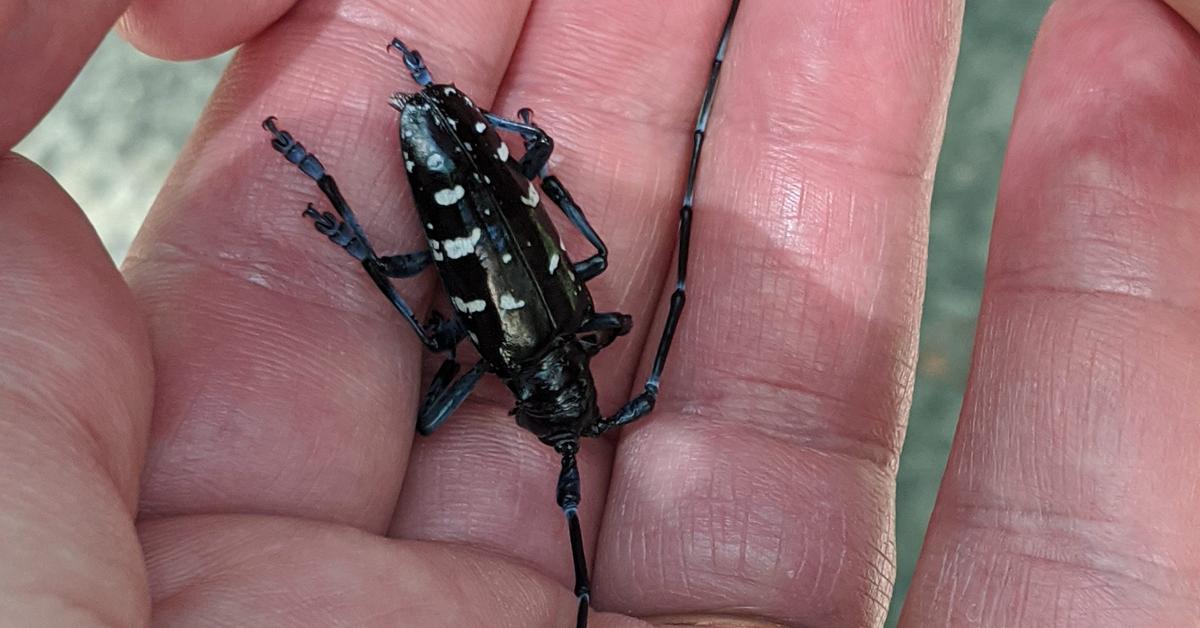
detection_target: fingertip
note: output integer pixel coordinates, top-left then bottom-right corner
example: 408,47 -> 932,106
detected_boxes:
1165,0 -> 1200,33
118,0 -> 299,60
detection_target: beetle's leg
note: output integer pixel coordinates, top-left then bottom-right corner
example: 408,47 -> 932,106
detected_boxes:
553,440 -> 591,628
588,0 -> 741,438
265,118 -> 440,349
484,110 -> 610,282
541,176 -> 608,282
422,310 -> 467,353
387,38 -> 433,87
483,109 -> 553,180
576,312 -> 632,355
376,251 -> 433,278
416,360 -> 487,435
301,204 -> 432,278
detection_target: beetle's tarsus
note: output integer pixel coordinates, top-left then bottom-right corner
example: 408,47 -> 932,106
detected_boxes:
389,37 -> 434,87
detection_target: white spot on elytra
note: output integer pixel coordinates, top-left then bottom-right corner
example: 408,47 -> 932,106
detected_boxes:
442,228 -> 482,259
452,296 -> 486,313
444,86 -> 457,95
548,254 -> 560,274
502,253 -> 513,264
521,182 -> 540,207
427,153 -> 445,169
434,185 -> 465,206
474,122 -> 486,133
427,239 -> 443,261
447,117 -> 457,130
497,142 -> 510,162
405,160 -> 414,172
500,294 -> 526,311
425,223 -> 434,230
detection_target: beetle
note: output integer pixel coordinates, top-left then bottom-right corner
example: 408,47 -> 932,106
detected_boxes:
262,3 -> 739,625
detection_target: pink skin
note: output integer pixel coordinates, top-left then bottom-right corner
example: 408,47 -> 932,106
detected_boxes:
1,0 -> 1197,626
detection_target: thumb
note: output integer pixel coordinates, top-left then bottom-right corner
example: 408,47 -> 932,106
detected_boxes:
0,155 -> 153,626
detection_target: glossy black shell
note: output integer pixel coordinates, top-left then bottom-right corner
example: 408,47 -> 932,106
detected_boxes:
397,84 -> 592,376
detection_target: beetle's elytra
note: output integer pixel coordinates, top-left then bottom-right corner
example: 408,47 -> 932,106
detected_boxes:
262,3 -> 740,625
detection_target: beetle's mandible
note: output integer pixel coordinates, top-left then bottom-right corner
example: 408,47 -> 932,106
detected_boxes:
262,3 -> 740,625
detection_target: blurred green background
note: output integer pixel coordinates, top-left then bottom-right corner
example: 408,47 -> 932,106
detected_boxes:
14,1 -> 1054,623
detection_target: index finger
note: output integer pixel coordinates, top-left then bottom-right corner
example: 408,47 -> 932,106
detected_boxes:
596,0 -> 963,624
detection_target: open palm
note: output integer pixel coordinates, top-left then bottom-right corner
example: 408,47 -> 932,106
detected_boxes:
4,0 -> 1200,626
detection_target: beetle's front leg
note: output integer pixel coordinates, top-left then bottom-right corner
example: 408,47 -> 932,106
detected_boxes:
417,360 -> 488,435
587,387 -> 656,437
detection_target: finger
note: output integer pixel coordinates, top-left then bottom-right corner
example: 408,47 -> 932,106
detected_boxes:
126,0 -> 531,531
0,155 -> 153,625
595,0 -> 962,625
1166,0 -> 1200,31
141,515 -> 646,627
118,0 -> 299,60
902,0 -> 1200,625
389,0 -> 743,588
0,0 -> 128,151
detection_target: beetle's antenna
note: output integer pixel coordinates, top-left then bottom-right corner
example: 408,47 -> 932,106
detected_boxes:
589,0 -> 742,436
650,0 -> 741,389
555,441 -> 590,628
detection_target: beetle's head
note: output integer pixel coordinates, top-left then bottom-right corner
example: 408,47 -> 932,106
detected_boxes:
509,339 -> 600,447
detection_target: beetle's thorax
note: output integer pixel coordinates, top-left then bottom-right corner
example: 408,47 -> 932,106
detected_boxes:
507,337 -> 600,446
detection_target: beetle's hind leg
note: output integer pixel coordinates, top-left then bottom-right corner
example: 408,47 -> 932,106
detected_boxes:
417,360 -> 488,435
541,176 -> 610,282
387,38 -> 433,87
483,108 -> 553,180
302,204 -> 431,277
265,117 -> 443,350
483,110 -> 610,283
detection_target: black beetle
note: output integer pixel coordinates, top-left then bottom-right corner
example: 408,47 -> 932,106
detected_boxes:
262,3 -> 739,625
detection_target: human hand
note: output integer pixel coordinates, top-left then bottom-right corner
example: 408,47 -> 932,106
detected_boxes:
2,0 -> 1198,626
